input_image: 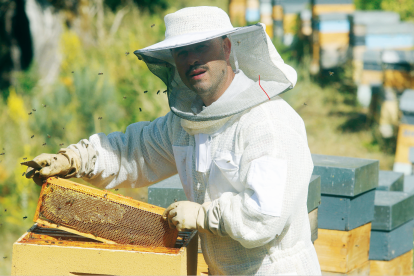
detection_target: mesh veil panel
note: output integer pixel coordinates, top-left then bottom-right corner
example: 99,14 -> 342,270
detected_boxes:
135,24 -> 292,122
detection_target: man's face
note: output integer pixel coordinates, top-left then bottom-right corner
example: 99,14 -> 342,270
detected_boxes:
171,37 -> 231,98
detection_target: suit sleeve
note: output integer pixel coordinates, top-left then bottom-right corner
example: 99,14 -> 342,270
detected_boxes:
67,112 -> 178,189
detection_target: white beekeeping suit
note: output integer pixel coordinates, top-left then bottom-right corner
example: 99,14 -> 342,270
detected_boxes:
66,6 -> 321,275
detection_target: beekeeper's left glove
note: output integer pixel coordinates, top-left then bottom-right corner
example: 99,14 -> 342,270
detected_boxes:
162,201 -> 211,232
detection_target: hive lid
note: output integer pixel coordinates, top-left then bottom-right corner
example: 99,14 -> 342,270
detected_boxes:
400,90 -> 414,113
34,177 -> 178,248
377,170 -> 404,191
351,11 -> 400,25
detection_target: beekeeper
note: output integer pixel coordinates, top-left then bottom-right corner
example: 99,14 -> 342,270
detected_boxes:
26,6 -> 321,275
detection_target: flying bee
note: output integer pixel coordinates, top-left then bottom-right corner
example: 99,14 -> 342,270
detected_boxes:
123,96 -> 127,99
42,104 -> 47,108
54,157 -> 57,160
163,90 -> 167,93
47,134 -> 51,138
110,173 -> 115,176
23,216 -> 27,220
59,143 -> 64,146
144,90 -> 148,93
42,143 -> 46,146
28,112 -> 32,115
125,52 -> 129,56
98,73 -> 103,75
115,189 -> 119,191
157,90 -> 160,94
32,109 -> 36,111
103,193 -> 107,198
22,172 -> 25,176
85,144 -> 89,148
151,24 -> 155,28
237,40 -> 241,45
98,117 -> 103,120
63,127 -> 65,129
23,157 -> 27,160
303,102 -> 307,106
139,108 -> 142,112
0,153 -> 5,155
71,71 -> 74,73
329,71 -> 334,76
226,160 -> 230,163
4,209 -> 6,212
3,257 -> 6,259
31,135 -> 34,138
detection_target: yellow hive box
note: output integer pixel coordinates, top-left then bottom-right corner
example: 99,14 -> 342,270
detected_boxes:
322,261 -> 370,275
361,70 -> 383,85
314,223 -> 371,273
369,250 -> 413,276
284,13 -> 298,35
312,4 -> 355,16
384,70 -> 414,90
272,5 -> 283,21
11,224 -> 198,275
229,0 -> 246,27
319,33 -> 349,46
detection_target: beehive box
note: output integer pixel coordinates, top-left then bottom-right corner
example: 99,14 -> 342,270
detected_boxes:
11,224 -> 198,275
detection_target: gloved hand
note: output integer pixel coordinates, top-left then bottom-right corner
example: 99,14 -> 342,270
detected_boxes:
25,148 -> 81,186
162,201 -> 211,232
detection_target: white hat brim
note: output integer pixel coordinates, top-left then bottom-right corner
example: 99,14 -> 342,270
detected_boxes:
136,25 -> 260,54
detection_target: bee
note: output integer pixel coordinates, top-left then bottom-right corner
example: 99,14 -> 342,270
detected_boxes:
63,127 -> 65,130
125,52 -> 129,56
28,112 -> 32,115
71,71 -> 74,73
32,109 -> 36,112
23,216 -> 27,220
157,90 -> 160,94
53,157 -> 57,160
42,104 -> 47,108
23,157 -> 27,160
110,173 -> 115,176
151,24 -> 155,28
115,189 -> 119,191
59,143 -> 64,146
139,108 -> 142,112
3,256 -> 6,259
103,193 -> 107,198
47,134 -> 51,138
31,135 -> 34,138
51,241 -> 55,244
0,153 -> 4,155
4,209 -> 6,212
50,187 -> 54,192
98,73 -> 103,75
237,40 -> 241,45
226,160 -> 230,163
85,144 -> 89,148
22,172 -> 25,176
123,96 -> 127,99
42,143 -> 47,146
163,90 -> 167,93
144,90 -> 148,93
303,102 -> 307,106
98,117 -> 103,120
329,71 -> 334,76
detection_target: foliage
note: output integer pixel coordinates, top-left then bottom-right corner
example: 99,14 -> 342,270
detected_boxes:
355,0 -> 414,22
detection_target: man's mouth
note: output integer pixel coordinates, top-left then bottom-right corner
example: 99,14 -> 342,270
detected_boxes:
189,69 -> 207,80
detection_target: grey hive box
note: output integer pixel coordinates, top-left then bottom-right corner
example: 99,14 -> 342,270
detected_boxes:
404,175 -> 414,193
318,189 -> 376,231
372,190 -> 414,231
312,154 -> 379,197
369,219 -> 414,261
377,170 -> 404,191
149,174 -> 321,213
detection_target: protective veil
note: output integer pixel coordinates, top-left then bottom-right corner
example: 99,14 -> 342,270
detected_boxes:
67,6 -> 321,275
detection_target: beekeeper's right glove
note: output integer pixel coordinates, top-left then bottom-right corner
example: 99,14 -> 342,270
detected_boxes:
25,148 -> 81,186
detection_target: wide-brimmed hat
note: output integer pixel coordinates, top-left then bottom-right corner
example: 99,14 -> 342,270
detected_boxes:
134,6 -> 297,122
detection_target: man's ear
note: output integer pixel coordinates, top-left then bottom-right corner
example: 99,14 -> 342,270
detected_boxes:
223,37 -> 232,64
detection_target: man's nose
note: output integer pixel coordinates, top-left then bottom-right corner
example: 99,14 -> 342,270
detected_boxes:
186,50 -> 201,66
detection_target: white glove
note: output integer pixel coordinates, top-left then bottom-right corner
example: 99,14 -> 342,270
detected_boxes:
25,148 -> 81,185
162,201 -> 211,232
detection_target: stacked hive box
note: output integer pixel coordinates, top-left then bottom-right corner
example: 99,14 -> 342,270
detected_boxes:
312,154 -> 379,275
370,182 -> 414,275
314,13 -> 350,69
377,171 -> 405,191
394,90 -> 414,175
310,0 -> 355,73
349,11 -> 400,84
229,0 -> 247,27
246,0 -> 260,24
272,0 -> 284,39
281,0 -> 310,46
365,23 -> 414,51
148,173 -> 322,275
260,0 -> 273,38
